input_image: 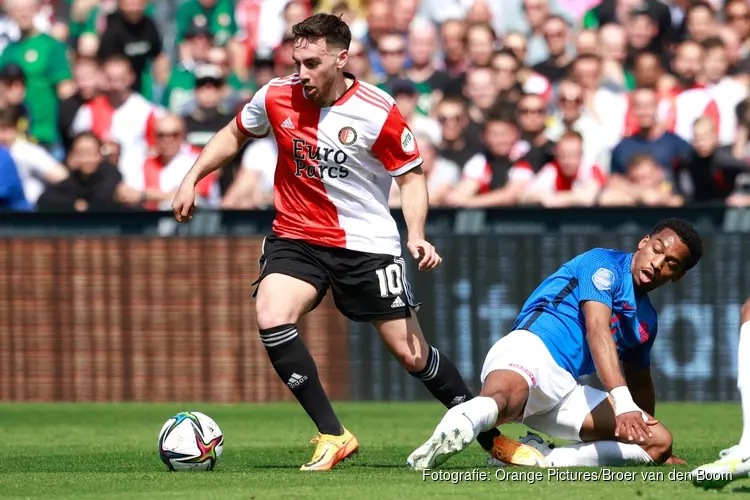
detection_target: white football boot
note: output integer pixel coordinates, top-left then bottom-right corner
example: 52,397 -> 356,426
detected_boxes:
692,446 -> 750,489
406,415 -> 476,470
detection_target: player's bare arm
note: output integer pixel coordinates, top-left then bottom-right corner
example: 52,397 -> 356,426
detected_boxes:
394,167 -> 441,271
583,300 -> 656,443
172,120 -> 249,222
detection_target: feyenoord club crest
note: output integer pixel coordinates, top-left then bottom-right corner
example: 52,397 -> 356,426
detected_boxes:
338,126 -> 357,146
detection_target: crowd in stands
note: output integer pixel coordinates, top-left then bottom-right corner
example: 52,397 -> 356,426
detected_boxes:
0,0 -> 749,212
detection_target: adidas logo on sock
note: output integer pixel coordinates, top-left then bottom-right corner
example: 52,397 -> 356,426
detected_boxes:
450,395 -> 467,407
391,296 -> 405,308
287,372 -> 308,389
281,117 -> 295,129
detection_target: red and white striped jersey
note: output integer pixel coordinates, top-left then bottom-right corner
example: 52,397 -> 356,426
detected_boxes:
236,73 -> 423,256
72,93 -> 163,182
527,161 -> 606,195
662,86 -> 720,144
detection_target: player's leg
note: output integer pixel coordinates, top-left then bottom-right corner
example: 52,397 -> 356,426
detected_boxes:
407,330 -> 553,469
373,310 -> 504,452
253,236 -> 357,471
515,389 -> 668,467
691,298 -> 750,489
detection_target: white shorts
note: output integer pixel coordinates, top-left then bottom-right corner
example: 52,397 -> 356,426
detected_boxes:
480,329 -> 608,442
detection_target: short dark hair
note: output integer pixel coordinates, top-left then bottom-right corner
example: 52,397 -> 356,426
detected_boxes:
101,53 -> 133,71
71,131 -> 103,149
701,36 -> 725,52
485,104 -> 517,128
649,218 -> 704,271
0,106 -> 20,128
292,13 -> 351,50
492,47 -> 519,64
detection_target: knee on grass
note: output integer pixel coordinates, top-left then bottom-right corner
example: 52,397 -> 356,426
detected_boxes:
641,423 -> 673,464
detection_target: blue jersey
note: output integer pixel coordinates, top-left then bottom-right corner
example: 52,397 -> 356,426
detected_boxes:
513,248 -> 658,378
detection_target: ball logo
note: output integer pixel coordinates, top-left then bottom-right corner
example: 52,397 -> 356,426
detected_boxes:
338,126 -> 357,146
401,128 -> 415,153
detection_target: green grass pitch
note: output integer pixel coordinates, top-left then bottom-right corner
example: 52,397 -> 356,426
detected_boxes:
0,402 -> 745,499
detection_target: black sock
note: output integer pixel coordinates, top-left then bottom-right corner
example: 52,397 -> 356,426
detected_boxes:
409,345 -> 500,451
260,324 -> 343,436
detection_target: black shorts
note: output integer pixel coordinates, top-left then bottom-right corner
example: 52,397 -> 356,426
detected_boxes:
252,235 -> 420,322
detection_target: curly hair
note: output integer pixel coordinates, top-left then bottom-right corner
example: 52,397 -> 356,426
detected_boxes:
649,218 -> 704,270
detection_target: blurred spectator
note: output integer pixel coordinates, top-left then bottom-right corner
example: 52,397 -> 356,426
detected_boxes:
599,153 -> 682,206
463,66 -> 499,137
365,0 -> 394,79
96,0 -> 167,98
184,64 -> 240,194
447,106 -> 531,207
163,20 -> 215,114
376,31 -> 408,91
440,19 -> 468,79
725,0 -> 750,60
611,87 -> 691,182
570,54 -> 628,147
685,1 -> 718,44
503,31 -> 552,102
405,20 -> 449,116
532,15 -> 572,84
36,132 -> 130,212
58,56 -> 100,152
623,5 -> 663,67
505,0 -> 569,66
491,48 -> 523,105
418,0 -> 503,37
0,0 -> 75,154
72,1 -> 157,56
519,131 -> 605,207
670,40 -> 703,93
598,23 -> 630,92
435,96 -> 481,168
127,114 -> 216,211
466,22 -> 496,67
515,93 -> 556,171
222,135 -> 276,209
176,0 -> 237,48
0,63 -> 30,135
676,116 -> 749,203
72,55 -> 162,174
0,106 -> 67,207
701,37 -> 747,147
0,141 -> 29,210
575,28 -> 599,55
545,79 -> 610,171
0,0 -> 51,55
344,38 -> 377,84
582,0 -> 671,50
389,130 -> 459,207
391,79 -> 441,143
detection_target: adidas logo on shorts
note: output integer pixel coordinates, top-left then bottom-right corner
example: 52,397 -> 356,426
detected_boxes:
391,296 -> 405,308
287,372 -> 308,388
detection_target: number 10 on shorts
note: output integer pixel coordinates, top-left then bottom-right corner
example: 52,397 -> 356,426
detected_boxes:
375,263 -> 403,297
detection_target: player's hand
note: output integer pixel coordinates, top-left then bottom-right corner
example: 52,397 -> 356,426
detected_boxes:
407,239 -> 442,271
666,455 -> 687,465
172,183 -> 196,222
615,411 -> 655,443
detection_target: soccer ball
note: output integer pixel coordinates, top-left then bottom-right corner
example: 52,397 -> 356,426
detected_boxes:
157,411 -> 224,471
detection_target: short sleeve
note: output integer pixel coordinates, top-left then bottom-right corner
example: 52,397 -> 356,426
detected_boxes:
48,40 -> 73,85
371,105 -> 423,176
462,153 -> 487,181
508,161 -> 535,182
620,326 -> 657,369
235,86 -> 270,138
575,250 -> 619,309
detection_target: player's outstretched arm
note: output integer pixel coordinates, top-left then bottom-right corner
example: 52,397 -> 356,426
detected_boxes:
583,301 -> 656,443
394,168 -> 441,271
172,120 -> 248,222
